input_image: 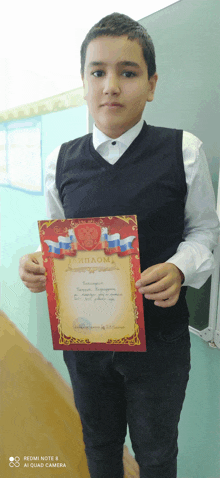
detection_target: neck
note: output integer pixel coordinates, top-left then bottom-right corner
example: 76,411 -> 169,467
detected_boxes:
95,118 -> 142,139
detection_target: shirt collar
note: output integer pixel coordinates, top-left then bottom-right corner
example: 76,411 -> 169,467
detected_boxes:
93,118 -> 144,150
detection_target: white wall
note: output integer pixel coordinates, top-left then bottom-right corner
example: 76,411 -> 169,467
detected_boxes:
0,1 -> 180,111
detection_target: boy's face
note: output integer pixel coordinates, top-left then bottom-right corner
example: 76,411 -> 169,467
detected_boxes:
82,35 -> 158,139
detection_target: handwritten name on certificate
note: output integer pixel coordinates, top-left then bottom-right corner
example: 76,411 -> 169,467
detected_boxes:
38,216 -> 146,351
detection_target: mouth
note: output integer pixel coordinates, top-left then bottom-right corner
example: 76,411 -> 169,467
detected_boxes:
102,103 -> 124,109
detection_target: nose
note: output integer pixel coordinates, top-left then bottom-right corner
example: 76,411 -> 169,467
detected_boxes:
103,72 -> 120,95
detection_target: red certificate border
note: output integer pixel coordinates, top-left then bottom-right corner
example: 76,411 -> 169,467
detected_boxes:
38,215 -> 146,352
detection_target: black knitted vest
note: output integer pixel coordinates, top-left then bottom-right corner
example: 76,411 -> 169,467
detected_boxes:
56,121 -> 189,336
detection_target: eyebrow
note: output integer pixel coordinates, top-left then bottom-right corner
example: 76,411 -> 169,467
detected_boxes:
88,61 -> 141,69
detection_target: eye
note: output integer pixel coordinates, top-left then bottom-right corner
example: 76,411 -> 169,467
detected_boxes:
122,71 -> 137,78
91,70 -> 137,78
91,70 -> 104,77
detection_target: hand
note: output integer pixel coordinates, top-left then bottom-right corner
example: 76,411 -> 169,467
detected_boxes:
19,251 -> 46,293
135,263 -> 184,308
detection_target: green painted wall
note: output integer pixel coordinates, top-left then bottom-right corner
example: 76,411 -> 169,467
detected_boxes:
0,104 -> 87,381
126,332 -> 220,477
140,0 -> 220,332
134,0 -> 220,476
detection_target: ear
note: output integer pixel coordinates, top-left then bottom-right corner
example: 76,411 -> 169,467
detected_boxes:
147,73 -> 158,102
81,75 -> 88,100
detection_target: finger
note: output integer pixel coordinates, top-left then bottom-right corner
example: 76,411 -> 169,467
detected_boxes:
19,266 -> 46,281
24,281 -> 46,292
25,263 -> 46,275
139,280 -> 177,297
23,279 -> 46,292
142,283 -> 180,300
29,285 -> 46,293
154,295 -> 179,308
19,255 -> 45,274
139,276 -> 170,294
144,284 -> 177,301
22,273 -> 46,284
136,264 -> 166,287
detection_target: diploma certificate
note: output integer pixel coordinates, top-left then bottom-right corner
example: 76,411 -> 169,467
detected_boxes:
38,216 -> 146,351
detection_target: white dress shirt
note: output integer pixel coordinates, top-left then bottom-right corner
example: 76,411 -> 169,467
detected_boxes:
42,118 -> 219,289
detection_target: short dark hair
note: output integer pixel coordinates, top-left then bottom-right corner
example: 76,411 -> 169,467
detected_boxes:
80,12 -> 156,80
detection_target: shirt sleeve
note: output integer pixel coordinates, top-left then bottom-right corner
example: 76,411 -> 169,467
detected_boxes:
36,145 -> 65,252
166,131 -> 220,289
45,145 -> 66,220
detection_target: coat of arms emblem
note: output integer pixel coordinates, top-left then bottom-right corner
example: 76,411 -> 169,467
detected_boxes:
74,224 -> 101,251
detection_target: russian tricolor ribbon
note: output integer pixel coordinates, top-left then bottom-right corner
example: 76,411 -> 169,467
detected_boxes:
44,228 -> 136,257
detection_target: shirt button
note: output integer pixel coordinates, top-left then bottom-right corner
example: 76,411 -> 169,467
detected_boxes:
112,141 -> 116,145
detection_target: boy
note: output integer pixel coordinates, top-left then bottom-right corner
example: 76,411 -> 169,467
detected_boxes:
19,12 -> 219,478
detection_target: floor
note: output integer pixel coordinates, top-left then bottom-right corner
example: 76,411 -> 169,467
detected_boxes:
0,310 -> 139,477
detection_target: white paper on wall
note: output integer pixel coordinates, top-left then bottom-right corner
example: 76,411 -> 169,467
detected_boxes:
7,124 -> 41,192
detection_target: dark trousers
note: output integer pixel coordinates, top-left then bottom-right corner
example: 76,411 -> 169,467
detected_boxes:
63,323 -> 191,478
